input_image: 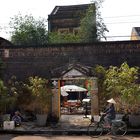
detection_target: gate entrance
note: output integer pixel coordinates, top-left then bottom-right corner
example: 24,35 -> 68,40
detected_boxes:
60,79 -> 89,115
51,63 -> 99,119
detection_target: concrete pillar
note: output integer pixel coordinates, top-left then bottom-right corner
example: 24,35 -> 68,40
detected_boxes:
51,80 -> 61,118
52,88 -> 59,116
90,77 -> 99,116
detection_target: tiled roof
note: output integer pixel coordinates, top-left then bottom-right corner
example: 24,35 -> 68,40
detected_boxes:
51,63 -> 94,78
49,4 -> 93,18
134,27 -> 140,36
0,37 -> 13,47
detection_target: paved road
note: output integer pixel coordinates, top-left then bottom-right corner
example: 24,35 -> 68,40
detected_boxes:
0,134 -> 140,140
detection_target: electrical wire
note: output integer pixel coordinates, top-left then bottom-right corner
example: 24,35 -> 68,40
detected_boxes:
105,21 -> 140,24
103,15 -> 140,19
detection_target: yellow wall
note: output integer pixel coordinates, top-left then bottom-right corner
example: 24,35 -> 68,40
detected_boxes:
131,32 -> 139,40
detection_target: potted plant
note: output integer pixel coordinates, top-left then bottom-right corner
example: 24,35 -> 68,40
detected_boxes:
0,79 -> 9,121
0,79 -> 17,113
28,76 -> 52,126
0,78 -> 19,129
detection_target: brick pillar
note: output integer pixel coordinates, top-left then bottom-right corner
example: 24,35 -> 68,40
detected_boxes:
90,77 -> 99,116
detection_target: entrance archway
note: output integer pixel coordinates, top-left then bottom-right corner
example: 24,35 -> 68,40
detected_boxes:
61,84 -> 87,115
51,63 -> 99,119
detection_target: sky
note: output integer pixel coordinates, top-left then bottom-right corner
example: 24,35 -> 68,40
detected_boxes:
0,0 -> 140,41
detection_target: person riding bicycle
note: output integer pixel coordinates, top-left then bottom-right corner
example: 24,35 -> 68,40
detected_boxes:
103,98 -> 116,127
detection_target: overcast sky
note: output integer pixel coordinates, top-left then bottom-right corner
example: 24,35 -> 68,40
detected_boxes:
0,0 -> 140,41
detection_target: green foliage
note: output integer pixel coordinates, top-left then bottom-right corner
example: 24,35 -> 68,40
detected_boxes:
10,14 -> 48,46
93,0 -> 109,40
79,4 -> 97,42
0,76 -> 53,114
7,76 -> 32,109
28,76 -> 52,114
103,62 -> 140,113
0,78 -> 18,114
95,62 -> 140,113
94,65 -> 106,78
104,62 -> 139,98
79,1 -> 108,42
94,65 -> 109,109
48,32 -> 80,44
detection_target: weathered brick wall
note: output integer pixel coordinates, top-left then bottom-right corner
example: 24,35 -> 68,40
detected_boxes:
1,40 -> 140,81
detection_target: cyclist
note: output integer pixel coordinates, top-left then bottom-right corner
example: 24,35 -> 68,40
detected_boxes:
103,98 -> 116,128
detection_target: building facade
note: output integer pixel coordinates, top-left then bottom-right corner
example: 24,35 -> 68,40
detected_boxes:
131,27 -> 140,40
48,4 -> 94,34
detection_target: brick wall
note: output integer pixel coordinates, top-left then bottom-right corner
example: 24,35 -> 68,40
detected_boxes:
1,40 -> 140,81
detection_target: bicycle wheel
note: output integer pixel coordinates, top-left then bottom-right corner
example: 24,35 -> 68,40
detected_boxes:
112,120 -> 127,136
87,122 -> 103,137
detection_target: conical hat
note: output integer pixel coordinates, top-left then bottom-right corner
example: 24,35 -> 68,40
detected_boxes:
107,98 -> 116,104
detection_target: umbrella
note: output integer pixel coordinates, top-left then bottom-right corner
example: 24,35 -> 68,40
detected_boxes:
61,85 -> 87,92
61,90 -> 68,96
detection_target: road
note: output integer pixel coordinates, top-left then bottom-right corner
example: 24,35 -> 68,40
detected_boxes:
0,134 -> 140,140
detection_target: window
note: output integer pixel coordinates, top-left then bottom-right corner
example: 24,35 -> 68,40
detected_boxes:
73,27 -> 79,35
58,28 -> 69,34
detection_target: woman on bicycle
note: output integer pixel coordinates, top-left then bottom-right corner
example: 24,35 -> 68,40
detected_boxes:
88,98 -> 127,136
104,98 -> 116,127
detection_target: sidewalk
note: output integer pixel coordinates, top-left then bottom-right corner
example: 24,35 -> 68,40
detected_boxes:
0,115 -> 140,135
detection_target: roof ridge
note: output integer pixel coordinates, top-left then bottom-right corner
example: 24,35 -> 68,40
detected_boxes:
55,3 -> 93,8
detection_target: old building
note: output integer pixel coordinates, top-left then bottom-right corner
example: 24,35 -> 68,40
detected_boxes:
48,4 -> 94,34
0,37 -> 13,47
131,27 -> 140,40
0,37 -> 13,58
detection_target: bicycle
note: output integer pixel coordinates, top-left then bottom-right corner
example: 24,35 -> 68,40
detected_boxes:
87,113 -> 127,137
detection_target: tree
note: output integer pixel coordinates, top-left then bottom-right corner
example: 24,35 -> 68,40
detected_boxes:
79,4 -> 97,42
94,0 -> 109,40
104,62 -> 140,113
95,62 -> 140,114
79,1 -> 108,42
9,14 -> 48,46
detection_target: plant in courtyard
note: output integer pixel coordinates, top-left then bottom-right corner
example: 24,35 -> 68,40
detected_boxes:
28,76 -> 52,114
94,62 -> 140,114
6,76 -> 34,112
104,62 -> 140,114
0,78 -> 18,114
